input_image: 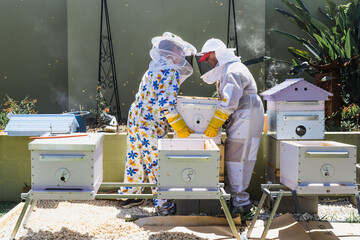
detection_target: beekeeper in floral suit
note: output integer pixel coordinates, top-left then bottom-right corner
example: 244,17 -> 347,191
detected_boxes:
198,39 -> 264,219
119,32 -> 196,215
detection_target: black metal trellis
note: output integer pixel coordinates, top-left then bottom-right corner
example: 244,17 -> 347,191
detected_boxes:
97,0 -> 121,123
227,0 -> 239,56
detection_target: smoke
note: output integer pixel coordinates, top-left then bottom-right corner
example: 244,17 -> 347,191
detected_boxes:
246,35 -> 264,56
266,62 -> 289,88
235,16 -> 265,57
48,85 -> 68,111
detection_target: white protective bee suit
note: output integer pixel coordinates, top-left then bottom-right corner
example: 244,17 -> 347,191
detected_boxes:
200,41 -> 264,207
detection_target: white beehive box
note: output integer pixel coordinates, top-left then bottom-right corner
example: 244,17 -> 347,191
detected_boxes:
280,141 -> 357,195
158,138 -> 220,199
261,78 -> 332,140
175,96 -> 222,144
4,114 -> 79,136
29,133 -> 104,200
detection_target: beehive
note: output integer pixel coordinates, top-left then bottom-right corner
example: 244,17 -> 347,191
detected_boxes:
260,78 -> 332,140
158,138 -> 220,199
29,133 -> 104,200
280,140 -> 357,194
175,96 -> 222,144
4,114 -> 79,136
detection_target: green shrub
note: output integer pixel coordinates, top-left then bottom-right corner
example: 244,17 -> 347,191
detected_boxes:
341,103 -> 360,131
0,95 -> 38,130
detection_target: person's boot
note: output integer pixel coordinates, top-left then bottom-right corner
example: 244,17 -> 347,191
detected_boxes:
120,199 -> 145,208
231,203 -> 255,224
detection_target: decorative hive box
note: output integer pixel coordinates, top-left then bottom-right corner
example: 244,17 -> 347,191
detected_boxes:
280,141 -> 357,195
175,96 -> 221,144
29,133 -> 104,200
158,138 -> 220,199
4,114 -> 79,136
260,78 -> 332,140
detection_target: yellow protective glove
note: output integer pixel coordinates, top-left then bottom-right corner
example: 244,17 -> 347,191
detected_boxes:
204,110 -> 229,137
166,112 -> 194,138
177,126 -> 195,138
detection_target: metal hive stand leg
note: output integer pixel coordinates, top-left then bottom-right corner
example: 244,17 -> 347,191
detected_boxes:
22,199 -> 37,227
10,197 -> 32,240
260,189 -> 284,240
246,191 -> 267,238
218,195 -> 243,240
355,192 -> 360,215
246,186 -> 284,240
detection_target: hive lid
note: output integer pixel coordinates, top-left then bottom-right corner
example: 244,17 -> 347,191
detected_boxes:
260,78 -> 333,101
4,114 -> 79,136
29,133 -> 104,151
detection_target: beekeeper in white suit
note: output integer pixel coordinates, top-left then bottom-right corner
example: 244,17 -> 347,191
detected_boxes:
198,39 -> 264,219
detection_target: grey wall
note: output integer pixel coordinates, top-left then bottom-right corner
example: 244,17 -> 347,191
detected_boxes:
67,0 -> 266,120
0,0 -> 68,113
6,0 -> 344,120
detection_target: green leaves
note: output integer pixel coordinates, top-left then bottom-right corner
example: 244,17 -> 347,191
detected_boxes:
274,0 -> 360,107
275,0 -> 359,63
345,29 -> 351,58
288,47 -> 311,62
272,29 -> 321,59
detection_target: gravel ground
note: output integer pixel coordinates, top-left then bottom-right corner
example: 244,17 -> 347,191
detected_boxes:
86,123 -> 127,133
0,200 -> 207,240
1,197 -> 359,240
256,197 -> 360,223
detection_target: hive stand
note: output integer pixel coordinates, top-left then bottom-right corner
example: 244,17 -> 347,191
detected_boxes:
10,182 -> 245,240
246,183 -> 360,240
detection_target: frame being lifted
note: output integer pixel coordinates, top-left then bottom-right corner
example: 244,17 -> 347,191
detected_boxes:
10,182 -> 245,240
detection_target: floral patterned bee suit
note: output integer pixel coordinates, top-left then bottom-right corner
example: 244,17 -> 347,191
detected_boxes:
120,32 -> 196,215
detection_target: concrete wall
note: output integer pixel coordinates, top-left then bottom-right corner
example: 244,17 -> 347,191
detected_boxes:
1,0 -> 354,120
67,0 -> 266,120
1,0 -> 265,120
0,0 -> 68,113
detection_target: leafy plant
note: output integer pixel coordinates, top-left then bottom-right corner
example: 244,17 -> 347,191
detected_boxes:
341,103 -> 360,131
273,0 -> 360,106
0,95 -> 38,130
89,85 -> 111,126
345,210 -> 360,223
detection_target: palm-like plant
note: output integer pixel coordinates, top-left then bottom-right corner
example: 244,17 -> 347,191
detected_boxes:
273,0 -> 360,106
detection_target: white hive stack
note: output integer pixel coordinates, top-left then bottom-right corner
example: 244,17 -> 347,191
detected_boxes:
260,78 -> 333,182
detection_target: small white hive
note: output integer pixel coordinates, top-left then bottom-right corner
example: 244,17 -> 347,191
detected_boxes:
280,140 -> 357,195
29,133 -> 104,200
158,138 -> 220,199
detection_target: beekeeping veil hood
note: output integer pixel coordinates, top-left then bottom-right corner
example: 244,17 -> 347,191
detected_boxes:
150,32 -> 197,85
199,39 -> 239,84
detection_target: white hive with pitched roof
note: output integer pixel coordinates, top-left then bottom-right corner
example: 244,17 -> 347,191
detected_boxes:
261,78 -> 332,140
